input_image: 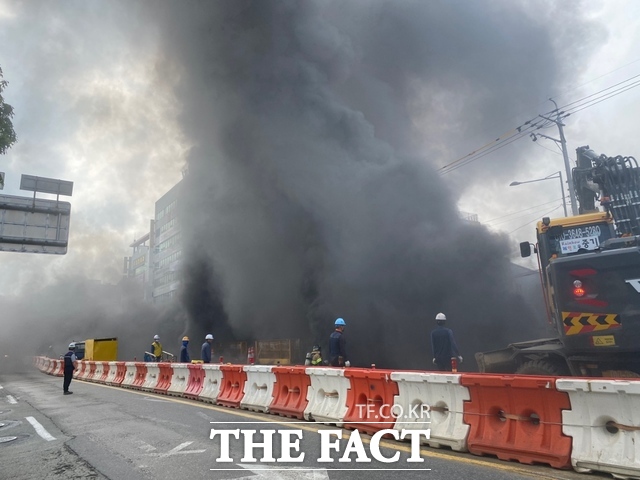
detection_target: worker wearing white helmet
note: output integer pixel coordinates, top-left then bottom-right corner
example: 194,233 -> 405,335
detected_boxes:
63,342 -> 78,395
151,335 -> 163,362
201,333 -> 214,364
431,312 -> 462,371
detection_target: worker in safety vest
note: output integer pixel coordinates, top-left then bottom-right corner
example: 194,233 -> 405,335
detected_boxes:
329,318 -> 350,367
305,345 -> 324,366
151,335 -> 163,361
430,312 -> 462,371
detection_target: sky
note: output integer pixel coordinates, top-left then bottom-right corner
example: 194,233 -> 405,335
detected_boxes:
1,0 -> 639,367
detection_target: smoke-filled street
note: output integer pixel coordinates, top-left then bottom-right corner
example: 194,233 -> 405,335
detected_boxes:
1,372 -> 589,480
2,1 -> 640,477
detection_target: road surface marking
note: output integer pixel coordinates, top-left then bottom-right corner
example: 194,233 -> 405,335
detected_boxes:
6,395 -> 17,404
136,440 -> 157,452
144,441 -> 206,458
25,416 -> 56,441
85,381 -> 570,480
0,384 -> 4,389
231,464 -> 331,479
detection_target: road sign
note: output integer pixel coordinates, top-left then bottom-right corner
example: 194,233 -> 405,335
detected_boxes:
20,175 -> 73,196
0,193 -> 71,254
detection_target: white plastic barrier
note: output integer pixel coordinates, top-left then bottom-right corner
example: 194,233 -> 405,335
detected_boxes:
104,362 -> 119,385
241,365 -> 276,413
167,364 -> 190,396
92,362 -> 105,383
42,358 -> 52,374
200,365 -> 224,403
120,362 -> 138,388
46,359 -> 58,375
304,368 -> 350,426
34,357 -> 44,371
142,363 -> 160,391
558,378 -> 640,479
391,372 -> 470,451
75,361 -> 90,380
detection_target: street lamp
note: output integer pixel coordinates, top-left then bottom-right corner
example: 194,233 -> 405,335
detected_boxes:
510,170 -> 568,217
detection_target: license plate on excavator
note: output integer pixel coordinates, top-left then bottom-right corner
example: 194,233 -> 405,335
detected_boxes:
591,335 -> 616,346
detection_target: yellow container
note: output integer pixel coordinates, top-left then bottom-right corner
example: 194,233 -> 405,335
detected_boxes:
84,337 -> 118,361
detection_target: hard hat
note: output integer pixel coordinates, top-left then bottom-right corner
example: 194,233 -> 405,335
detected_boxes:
205,334 -> 214,340
154,335 -> 160,340
435,312 -> 447,321
68,343 -> 76,349
335,318 -> 346,326
182,336 -> 189,341
312,345 -> 321,351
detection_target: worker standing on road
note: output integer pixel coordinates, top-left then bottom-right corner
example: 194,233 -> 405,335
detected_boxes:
63,343 -> 78,395
180,336 -> 191,363
431,312 -> 462,371
151,335 -> 163,362
201,334 -> 214,363
329,318 -> 350,367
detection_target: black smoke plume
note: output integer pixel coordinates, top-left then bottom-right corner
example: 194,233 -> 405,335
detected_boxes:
151,0 -> 591,368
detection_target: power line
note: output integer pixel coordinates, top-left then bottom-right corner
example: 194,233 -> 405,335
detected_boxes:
533,140 -> 562,156
441,71 -> 640,176
484,198 -> 562,225
552,57 -> 640,105
562,80 -> 640,117
507,205 -> 563,235
557,73 -> 640,112
439,118 -> 554,175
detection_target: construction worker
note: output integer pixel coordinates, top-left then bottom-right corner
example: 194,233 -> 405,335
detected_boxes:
329,318 -> 350,367
201,334 -> 214,363
63,343 -> 78,395
304,345 -> 324,366
430,312 -> 462,371
151,335 -> 163,361
180,336 -> 190,363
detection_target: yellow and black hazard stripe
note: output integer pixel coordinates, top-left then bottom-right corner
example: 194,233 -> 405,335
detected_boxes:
562,312 -> 621,336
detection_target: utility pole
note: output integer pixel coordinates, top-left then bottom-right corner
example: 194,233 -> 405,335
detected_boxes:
537,99 -> 579,215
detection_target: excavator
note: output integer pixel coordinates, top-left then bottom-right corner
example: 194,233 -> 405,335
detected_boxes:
476,146 -> 640,377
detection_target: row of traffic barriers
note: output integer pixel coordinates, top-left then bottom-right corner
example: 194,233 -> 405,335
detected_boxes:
33,357 -> 640,479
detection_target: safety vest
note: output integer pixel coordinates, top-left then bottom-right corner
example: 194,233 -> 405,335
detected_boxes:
152,341 -> 162,358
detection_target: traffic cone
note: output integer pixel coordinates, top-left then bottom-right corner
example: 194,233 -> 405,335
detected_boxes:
247,347 -> 255,365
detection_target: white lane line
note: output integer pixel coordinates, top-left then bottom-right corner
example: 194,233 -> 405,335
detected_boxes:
25,416 -> 56,442
6,395 -> 17,404
0,384 -> 4,389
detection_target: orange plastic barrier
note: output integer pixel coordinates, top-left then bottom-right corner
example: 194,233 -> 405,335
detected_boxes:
270,366 -> 312,419
217,365 -> 247,408
111,363 -> 127,386
132,363 -> 148,390
343,368 -> 399,435
154,363 -> 173,394
86,361 -> 97,381
184,364 -> 205,399
99,362 -> 110,383
461,374 -> 572,469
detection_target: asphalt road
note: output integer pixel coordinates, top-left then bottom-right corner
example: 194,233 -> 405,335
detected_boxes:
0,371 -> 601,480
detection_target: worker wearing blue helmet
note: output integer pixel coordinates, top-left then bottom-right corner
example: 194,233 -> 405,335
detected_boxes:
329,318 -> 350,367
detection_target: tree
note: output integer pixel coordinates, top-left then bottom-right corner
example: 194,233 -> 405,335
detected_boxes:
0,67 -> 17,156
